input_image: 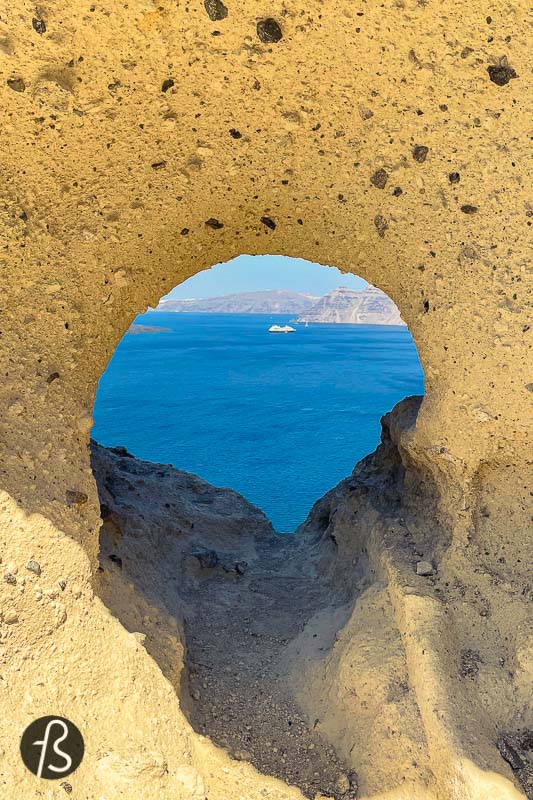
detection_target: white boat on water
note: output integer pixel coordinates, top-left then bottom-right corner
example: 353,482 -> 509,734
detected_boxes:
268,324 -> 296,333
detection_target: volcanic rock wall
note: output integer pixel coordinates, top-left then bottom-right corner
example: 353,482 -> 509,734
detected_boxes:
0,1 -> 531,798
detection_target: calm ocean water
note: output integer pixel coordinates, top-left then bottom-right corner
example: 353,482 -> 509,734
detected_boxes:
93,312 -> 424,531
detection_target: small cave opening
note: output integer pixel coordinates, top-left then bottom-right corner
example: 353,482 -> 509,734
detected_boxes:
91,254 -> 424,799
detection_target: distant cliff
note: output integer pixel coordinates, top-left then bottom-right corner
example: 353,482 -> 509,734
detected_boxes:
297,286 -> 405,326
156,290 -> 319,315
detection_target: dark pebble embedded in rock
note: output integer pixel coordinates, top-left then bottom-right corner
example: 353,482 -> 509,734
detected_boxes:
161,78 -> 174,93
4,573 -> 17,585
192,549 -> 219,569
7,77 -> 26,92
180,227 -> 189,235
459,648 -> 481,678
26,560 -> 41,576
374,214 -> 388,238
205,218 -> 224,229
370,168 -> 388,189
229,128 -> 242,139
109,554 -> 122,568
65,489 -> 89,506
151,161 -> 166,170
392,186 -> 403,196
46,371 -> 60,383
204,0 -> 228,21
488,64 -> 517,86
32,17 -> 46,34
412,145 -> 429,163
461,204 -> 478,214
261,216 -> 276,230
257,18 -> 283,43
449,172 -> 460,184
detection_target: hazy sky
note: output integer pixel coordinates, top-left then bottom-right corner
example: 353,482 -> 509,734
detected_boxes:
165,255 -> 367,299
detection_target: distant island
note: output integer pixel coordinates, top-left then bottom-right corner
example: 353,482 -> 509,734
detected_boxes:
127,323 -> 171,335
297,286 -> 405,326
153,285 -> 405,326
155,289 -> 319,315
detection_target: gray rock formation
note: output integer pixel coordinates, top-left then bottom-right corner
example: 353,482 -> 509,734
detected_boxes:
91,441 -> 273,595
297,286 -> 405,325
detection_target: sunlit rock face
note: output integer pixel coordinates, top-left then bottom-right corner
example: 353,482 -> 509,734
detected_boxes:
296,286 -> 405,325
0,1 -> 530,798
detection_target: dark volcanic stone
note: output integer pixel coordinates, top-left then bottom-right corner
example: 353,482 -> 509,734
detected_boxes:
459,648 -> 481,678
261,216 -> 276,230
374,214 -> 388,238
161,78 -> 174,93
192,549 -> 219,569
204,0 -> 228,21
32,17 -> 46,34
412,145 -> 429,163
205,218 -> 224,229
370,168 -> 388,189
461,204 -> 478,214
449,172 -> 460,184
65,489 -> 89,506
229,128 -> 242,139
7,77 -> 25,92
257,18 -> 283,43
392,186 -> 403,196
488,64 -> 517,86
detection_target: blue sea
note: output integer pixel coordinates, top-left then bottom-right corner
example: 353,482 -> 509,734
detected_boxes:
93,312 -> 424,531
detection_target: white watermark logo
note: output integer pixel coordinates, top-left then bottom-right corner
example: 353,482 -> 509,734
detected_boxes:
20,716 -> 84,779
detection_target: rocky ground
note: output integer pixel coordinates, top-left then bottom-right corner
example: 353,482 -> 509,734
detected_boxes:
92,441 -> 356,799
181,535 -> 357,800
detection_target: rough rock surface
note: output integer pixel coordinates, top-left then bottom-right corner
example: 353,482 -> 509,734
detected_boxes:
0,1 -> 531,798
297,286 -> 405,325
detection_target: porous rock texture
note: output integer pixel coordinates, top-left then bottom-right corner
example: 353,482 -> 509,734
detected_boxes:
0,1 -> 531,798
